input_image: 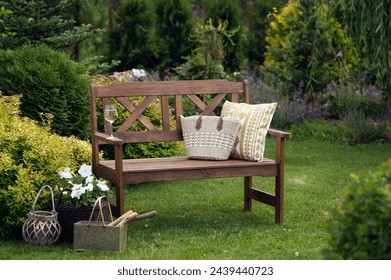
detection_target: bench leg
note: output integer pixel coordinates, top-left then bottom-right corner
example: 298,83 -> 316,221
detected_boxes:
244,176 -> 252,212
112,145 -> 125,217
275,175 -> 284,224
245,175 -> 284,224
113,182 -> 125,217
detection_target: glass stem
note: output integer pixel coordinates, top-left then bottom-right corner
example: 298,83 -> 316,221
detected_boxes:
110,121 -> 114,138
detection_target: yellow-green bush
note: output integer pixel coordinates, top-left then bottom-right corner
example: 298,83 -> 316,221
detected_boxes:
262,1 -> 357,102
0,94 -> 92,238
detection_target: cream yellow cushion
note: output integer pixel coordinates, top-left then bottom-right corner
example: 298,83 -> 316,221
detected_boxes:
221,101 -> 277,162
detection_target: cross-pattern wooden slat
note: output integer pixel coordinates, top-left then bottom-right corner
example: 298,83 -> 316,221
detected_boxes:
116,96 -> 158,133
104,93 -> 230,136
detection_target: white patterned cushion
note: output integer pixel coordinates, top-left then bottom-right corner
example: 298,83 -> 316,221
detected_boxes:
221,101 -> 277,162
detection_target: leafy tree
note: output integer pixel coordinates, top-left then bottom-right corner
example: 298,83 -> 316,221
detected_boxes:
0,5 -> 14,38
244,0 -> 287,69
261,0 -> 357,102
0,0 -> 99,50
155,0 -> 195,70
109,0 -> 160,71
178,18 -> 238,80
331,0 -> 391,116
203,0 -> 243,71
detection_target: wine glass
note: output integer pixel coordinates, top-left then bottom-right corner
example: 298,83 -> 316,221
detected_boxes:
104,104 -> 117,139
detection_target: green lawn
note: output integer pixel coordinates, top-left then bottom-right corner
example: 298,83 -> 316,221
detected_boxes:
1,139 -> 390,260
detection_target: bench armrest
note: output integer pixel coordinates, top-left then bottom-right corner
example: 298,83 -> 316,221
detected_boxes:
268,128 -> 292,139
94,132 -> 124,145
267,128 -> 292,165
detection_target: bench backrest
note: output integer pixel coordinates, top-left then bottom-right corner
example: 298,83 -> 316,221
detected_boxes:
90,79 -> 249,143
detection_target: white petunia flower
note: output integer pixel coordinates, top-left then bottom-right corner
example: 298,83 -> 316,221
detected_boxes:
78,164 -> 92,178
85,183 -> 94,192
97,180 -> 110,191
58,164 -> 110,206
85,175 -> 94,184
71,187 -> 85,199
59,167 -> 73,179
71,183 -> 82,190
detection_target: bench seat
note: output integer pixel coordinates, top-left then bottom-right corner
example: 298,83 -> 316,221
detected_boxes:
95,156 -> 278,184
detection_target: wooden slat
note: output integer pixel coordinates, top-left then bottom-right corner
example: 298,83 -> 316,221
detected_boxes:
102,97 -> 110,134
249,188 -> 275,206
175,95 -> 183,130
231,93 -> 239,103
91,80 -> 245,97
98,157 -> 276,173
114,130 -> 183,143
161,95 -> 170,131
90,86 -> 100,168
202,93 -> 227,115
96,157 -> 278,185
186,94 -> 207,112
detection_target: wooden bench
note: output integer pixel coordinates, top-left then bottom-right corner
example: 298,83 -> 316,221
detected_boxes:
90,79 -> 292,224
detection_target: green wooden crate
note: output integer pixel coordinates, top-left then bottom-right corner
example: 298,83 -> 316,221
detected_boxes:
73,221 -> 127,252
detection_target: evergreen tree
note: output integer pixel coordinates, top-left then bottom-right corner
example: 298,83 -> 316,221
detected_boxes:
155,0 -> 194,70
203,0 -> 243,71
109,0 -> 160,70
0,0 -> 98,50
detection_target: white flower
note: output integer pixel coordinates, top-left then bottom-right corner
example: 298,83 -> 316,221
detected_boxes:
59,167 -> 73,179
71,187 -> 85,199
58,164 -> 110,206
78,164 -> 92,178
85,175 -> 94,185
97,180 -> 110,191
132,68 -> 146,79
85,183 -> 94,192
71,183 -> 82,190
61,188 -> 69,196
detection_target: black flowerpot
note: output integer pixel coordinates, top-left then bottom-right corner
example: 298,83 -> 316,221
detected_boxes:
56,202 -> 109,242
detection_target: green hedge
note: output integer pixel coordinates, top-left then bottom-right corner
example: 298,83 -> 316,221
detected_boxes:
324,158 -> 391,259
0,44 -> 91,140
0,94 -> 92,238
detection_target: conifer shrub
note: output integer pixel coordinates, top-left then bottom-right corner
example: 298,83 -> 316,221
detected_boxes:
0,94 -> 92,238
324,159 -> 391,259
0,44 -> 91,140
261,1 -> 357,103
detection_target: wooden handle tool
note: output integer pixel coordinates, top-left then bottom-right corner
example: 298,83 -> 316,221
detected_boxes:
133,210 -> 158,222
108,210 -> 134,226
118,212 -> 138,226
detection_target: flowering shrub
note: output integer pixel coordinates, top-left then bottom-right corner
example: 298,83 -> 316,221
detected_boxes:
58,164 -> 111,208
109,68 -> 148,82
0,94 -> 92,238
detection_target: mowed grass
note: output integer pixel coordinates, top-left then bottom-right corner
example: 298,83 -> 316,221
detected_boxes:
1,139 -> 390,260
